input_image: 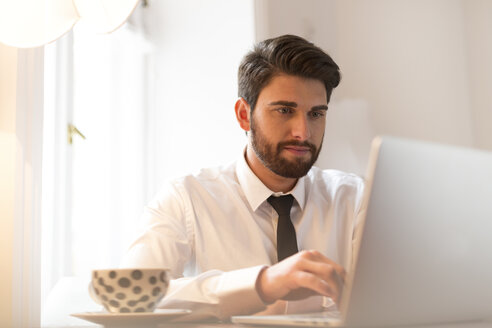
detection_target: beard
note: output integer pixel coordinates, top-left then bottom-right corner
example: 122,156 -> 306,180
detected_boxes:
250,117 -> 323,179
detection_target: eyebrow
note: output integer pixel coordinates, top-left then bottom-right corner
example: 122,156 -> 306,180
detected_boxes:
268,101 -> 328,111
268,100 -> 298,107
312,105 -> 328,111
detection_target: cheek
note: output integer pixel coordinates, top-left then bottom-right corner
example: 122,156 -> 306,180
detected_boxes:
263,118 -> 287,137
311,121 -> 326,140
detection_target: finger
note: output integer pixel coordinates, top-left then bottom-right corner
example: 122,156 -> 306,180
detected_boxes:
292,260 -> 344,303
295,257 -> 346,287
290,271 -> 338,300
300,250 -> 347,281
254,300 -> 287,315
309,251 -> 346,280
283,288 -> 317,301
292,270 -> 344,304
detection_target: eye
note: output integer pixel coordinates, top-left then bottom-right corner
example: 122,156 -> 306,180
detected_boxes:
310,110 -> 325,118
277,107 -> 294,114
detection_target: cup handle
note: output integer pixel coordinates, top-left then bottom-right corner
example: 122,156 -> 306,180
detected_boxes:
88,282 -> 102,305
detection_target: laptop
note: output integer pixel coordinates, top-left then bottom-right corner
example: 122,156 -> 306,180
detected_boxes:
232,136 -> 492,327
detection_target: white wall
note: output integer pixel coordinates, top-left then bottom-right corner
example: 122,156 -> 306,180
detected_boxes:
0,44 -> 16,133
143,0 -> 256,190
463,0 -> 492,151
255,0 -> 492,176
334,0 -> 474,143
0,42 -> 16,328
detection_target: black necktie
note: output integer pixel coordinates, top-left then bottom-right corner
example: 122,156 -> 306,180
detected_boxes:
267,194 -> 298,262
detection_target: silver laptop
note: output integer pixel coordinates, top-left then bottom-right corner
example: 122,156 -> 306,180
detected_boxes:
232,136 -> 492,327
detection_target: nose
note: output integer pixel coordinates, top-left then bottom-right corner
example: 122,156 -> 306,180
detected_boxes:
290,113 -> 311,141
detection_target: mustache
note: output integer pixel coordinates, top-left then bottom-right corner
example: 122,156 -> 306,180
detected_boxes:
277,140 -> 317,153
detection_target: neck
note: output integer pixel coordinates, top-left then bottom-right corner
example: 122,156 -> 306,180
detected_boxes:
245,146 -> 298,193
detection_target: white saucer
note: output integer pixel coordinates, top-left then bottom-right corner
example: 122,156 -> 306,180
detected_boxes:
71,309 -> 192,327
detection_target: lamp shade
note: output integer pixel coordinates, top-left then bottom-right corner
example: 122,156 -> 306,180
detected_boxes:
0,0 -> 140,48
0,0 -> 78,48
74,0 -> 141,34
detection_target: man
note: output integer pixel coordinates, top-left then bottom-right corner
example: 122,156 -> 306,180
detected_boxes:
121,34 -> 365,320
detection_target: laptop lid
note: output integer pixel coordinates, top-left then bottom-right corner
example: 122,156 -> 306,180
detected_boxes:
343,136 -> 492,326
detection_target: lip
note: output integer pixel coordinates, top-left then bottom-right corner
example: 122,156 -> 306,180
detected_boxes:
283,146 -> 311,156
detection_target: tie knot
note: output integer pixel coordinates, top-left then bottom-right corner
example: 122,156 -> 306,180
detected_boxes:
267,194 -> 294,216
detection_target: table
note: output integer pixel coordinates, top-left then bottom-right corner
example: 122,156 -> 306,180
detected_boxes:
45,320 -> 492,328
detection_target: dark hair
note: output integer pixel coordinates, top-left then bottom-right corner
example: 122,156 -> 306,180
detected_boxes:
238,34 -> 341,112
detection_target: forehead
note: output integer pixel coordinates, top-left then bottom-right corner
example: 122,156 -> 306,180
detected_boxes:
257,74 -> 327,106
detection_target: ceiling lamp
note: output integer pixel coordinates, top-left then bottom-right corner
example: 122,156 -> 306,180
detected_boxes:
0,0 -> 140,48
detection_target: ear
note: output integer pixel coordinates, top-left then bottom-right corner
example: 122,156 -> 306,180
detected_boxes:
235,98 -> 251,132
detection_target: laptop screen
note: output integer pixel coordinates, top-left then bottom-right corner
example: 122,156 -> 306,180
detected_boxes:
344,136 -> 492,326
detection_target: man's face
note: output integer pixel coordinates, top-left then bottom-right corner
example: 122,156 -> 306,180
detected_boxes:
249,74 -> 328,178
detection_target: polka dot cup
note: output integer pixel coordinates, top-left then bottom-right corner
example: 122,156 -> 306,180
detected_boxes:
89,268 -> 170,313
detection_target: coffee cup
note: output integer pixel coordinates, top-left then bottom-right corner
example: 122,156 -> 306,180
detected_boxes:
89,268 -> 170,313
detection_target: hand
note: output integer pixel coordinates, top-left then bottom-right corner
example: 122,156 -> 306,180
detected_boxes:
255,250 -> 346,305
253,300 -> 287,316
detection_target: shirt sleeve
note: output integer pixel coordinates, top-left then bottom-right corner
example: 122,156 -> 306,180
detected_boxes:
120,182 -> 267,320
160,266 -> 267,321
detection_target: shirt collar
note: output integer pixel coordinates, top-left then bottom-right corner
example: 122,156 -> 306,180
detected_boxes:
236,149 -> 306,212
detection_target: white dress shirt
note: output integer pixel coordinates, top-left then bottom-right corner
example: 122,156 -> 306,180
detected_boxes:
121,153 -> 365,320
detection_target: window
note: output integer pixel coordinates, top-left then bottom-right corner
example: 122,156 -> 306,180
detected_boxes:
40,1 -> 255,325
41,14 -> 153,325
